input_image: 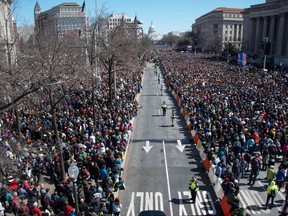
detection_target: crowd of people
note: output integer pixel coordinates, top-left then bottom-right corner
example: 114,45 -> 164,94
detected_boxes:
0,64 -> 143,216
0,46 -> 287,216
158,48 -> 288,215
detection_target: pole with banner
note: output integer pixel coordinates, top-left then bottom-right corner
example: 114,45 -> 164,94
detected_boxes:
238,51 -> 247,72
242,52 -> 247,72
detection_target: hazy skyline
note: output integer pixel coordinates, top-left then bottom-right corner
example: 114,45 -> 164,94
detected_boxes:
14,0 -> 265,35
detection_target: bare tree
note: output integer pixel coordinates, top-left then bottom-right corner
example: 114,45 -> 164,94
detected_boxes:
20,31 -> 85,180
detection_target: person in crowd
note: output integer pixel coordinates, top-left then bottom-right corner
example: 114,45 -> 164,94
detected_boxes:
275,165 -> 286,189
248,155 -> 260,186
264,180 -> 278,210
266,165 -> 276,185
112,197 -> 122,216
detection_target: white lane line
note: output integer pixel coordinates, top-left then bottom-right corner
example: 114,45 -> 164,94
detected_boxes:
163,141 -> 173,216
159,109 -> 161,116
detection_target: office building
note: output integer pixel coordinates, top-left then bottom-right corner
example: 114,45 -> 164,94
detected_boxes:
99,13 -> 143,39
192,7 -> 244,51
34,1 -> 86,38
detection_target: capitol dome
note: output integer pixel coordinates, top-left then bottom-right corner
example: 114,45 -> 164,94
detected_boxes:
148,21 -> 156,35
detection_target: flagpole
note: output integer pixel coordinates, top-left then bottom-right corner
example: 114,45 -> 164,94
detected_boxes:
83,0 -> 89,67
95,0 -> 100,81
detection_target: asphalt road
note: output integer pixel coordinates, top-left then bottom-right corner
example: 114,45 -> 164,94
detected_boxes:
119,63 -> 222,216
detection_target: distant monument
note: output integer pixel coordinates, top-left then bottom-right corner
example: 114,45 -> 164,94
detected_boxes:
147,21 -> 163,42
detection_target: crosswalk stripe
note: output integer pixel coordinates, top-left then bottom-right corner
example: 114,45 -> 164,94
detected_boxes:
250,190 -> 265,214
240,190 -> 257,215
239,190 -> 273,214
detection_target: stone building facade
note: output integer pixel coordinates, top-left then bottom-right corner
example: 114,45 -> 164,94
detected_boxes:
192,7 -> 244,51
34,1 -> 86,38
243,0 -> 288,65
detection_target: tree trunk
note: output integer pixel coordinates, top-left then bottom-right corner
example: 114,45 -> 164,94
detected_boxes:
49,89 -> 66,181
108,63 -> 113,106
15,106 -> 22,142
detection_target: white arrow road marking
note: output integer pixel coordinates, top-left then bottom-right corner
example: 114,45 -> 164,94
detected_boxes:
143,141 -> 153,153
176,140 -> 185,152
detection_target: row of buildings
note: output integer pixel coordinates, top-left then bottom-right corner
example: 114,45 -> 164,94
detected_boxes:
34,1 -> 144,39
1,0 -> 288,66
192,0 -> 288,65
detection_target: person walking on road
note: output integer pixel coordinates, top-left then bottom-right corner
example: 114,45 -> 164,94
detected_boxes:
160,85 -> 164,96
188,176 -> 199,203
266,165 -> 275,185
161,101 -> 167,116
279,182 -> 288,215
275,165 -> 286,190
264,180 -> 278,210
248,154 -> 260,186
171,110 -> 175,126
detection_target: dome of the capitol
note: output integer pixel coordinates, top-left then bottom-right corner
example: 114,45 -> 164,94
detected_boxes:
148,22 -> 156,35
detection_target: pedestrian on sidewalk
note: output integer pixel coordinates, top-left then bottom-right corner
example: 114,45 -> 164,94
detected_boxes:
188,176 -> 199,203
264,180 -> 278,210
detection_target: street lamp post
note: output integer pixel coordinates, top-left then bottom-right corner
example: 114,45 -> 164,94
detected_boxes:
263,37 -> 269,71
68,162 -> 80,215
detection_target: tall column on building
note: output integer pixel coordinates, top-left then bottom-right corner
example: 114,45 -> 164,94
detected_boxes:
240,24 -> 243,42
232,24 -> 235,41
254,17 -> 261,53
263,16 -> 268,38
269,15 -> 276,54
276,13 -> 285,55
286,22 -> 288,56
249,18 -> 256,53
236,24 -> 240,42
